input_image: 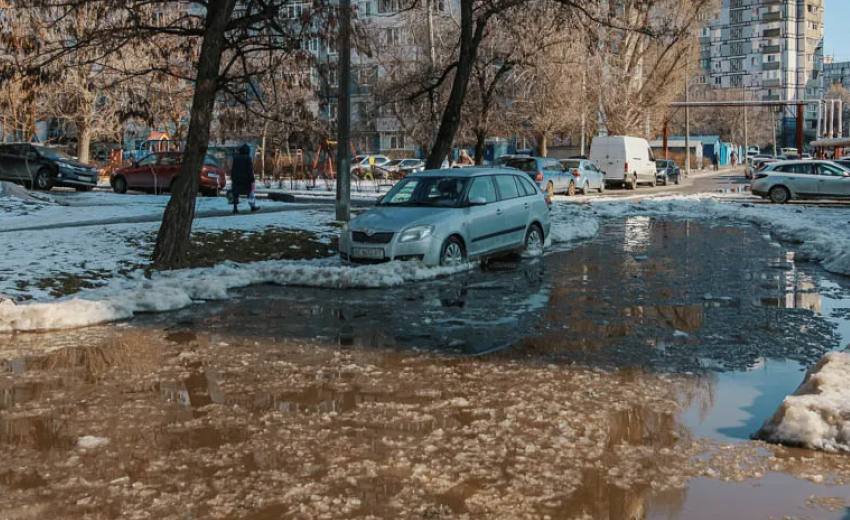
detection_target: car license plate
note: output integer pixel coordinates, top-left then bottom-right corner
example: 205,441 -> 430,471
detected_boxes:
352,247 -> 384,259
207,173 -> 219,179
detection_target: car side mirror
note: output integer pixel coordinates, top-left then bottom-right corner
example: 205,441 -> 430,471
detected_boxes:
468,196 -> 487,206
375,195 -> 384,204
843,172 -> 850,178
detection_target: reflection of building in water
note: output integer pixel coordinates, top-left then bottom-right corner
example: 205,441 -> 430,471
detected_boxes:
623,217 -> 652,254
756,252 -> 822,313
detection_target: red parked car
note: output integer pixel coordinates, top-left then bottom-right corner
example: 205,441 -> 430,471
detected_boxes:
110,152 -> 226,196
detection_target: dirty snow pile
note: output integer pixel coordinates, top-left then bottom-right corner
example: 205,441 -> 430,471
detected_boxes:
590,194 -> 850,277
546,203 -> 600,247
0,259 -> 470,332
756,351 -> 850,453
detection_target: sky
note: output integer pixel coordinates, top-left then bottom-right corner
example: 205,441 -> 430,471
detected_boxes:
824,0 -> 850,62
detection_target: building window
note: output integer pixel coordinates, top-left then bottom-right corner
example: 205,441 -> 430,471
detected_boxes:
378,0 -> 401,13
385,27 -> 404,46
328,104 -> 338,120
387,133 -> 405,149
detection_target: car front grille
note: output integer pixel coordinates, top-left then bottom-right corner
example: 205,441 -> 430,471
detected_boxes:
352,231 -> 394,244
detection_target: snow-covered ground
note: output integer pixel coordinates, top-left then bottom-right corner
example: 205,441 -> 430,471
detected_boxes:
757,351 -> 850,453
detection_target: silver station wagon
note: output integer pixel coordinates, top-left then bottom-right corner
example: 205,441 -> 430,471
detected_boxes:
339,168 -> 551,267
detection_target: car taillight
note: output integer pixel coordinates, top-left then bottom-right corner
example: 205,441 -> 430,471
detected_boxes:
624,162 -> 629,173
754,173 -> 768,180
535,171 -> 543,182
571,169 -> 580,178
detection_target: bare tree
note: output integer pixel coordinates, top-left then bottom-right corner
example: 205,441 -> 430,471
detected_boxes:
14,0 -> 335,268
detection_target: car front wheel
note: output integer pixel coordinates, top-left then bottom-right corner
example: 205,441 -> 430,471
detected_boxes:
769,186 -> 790,204
34,169 -> 54,191
113,176 -> 128,194
439,236 -> 466,267
567,182 -> 575,197
524,225 -> 544,256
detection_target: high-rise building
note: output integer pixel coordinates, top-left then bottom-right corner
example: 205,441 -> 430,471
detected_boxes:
697,0 -> 824,142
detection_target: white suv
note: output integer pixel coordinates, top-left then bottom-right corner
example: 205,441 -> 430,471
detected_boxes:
752,160 -> 850,203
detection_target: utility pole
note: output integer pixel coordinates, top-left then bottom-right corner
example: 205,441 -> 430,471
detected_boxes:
772,107 -> 778,157
685,78 -> 691,177
335,0 -> 351,222
426,0 -> 436,64
743,106 -> 748,168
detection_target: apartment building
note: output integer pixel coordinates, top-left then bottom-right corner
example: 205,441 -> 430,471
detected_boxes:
697,0 -> 824,139
824,59 -> 850,90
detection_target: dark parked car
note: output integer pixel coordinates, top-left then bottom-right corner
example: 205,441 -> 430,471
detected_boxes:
110,152 -> 226,196
0,143 -> 98,191
655,159 -> 681,186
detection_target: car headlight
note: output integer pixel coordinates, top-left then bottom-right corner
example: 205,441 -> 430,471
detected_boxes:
341,223 -> 349,232
399,225 -> 434,243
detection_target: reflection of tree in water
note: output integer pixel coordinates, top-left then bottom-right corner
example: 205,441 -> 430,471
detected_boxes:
554,371 -> 715,520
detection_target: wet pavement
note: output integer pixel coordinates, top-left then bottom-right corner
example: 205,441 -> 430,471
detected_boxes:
3,216 -> 850,518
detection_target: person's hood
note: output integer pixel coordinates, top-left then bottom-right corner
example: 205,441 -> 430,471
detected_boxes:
238,144 -> 251,156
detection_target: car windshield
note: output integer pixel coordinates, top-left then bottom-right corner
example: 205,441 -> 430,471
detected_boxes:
38,147 -> 74,160
379,176 -> 470,207
387,159 -> 404,167
502,158 -> 537,173
561,160 -> 581,169
656,160 -> 670,167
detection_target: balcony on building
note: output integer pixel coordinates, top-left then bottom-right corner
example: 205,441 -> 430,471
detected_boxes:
761,0 -> 782,5
763,62 -> 781,71
762,28 -> 782,38
763,94 -> 780,101
761,44 -> 781,54
763,78 -> 781,87
762,11 -> 782,22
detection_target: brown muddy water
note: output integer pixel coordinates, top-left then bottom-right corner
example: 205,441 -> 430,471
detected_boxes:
2,219 -> 850,519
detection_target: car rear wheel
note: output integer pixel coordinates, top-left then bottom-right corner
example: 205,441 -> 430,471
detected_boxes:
769,186 -> 790,204
524,224 -> 544,256
546,182 -> 555,199
650,175 -> 657,188
567,182 -> 576,197
582,182 -> 589,194
34,169 -> 54,191
439,236 -> 466,267
113,176 -> 128,194
598,181 -> 605,193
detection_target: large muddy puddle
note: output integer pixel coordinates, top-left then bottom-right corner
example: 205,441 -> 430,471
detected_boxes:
2,218 -> 850,518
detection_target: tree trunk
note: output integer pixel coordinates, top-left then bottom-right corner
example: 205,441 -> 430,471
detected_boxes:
539,132 -> 548,157
474,130 -> 486,165
77,123 -> 92,164
151,0 -> 237,270
424,0 -> 481,169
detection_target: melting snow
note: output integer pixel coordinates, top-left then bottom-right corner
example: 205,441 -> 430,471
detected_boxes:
756,351 -> 850,453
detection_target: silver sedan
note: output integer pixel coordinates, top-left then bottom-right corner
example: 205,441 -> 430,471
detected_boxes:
339,168 -> 551,266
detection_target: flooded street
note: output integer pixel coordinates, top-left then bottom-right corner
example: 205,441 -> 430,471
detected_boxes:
3,217 -> 850,519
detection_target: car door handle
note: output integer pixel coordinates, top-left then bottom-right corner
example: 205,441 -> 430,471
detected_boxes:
523,202 -> 530,209
496,208 -> 503,215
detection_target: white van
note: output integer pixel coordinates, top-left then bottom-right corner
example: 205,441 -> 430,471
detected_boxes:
590,136 -> 658,190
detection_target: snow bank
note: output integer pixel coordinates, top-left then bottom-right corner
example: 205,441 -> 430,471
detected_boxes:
590,195 -> 850,277
546,204 -> 600,247
756,351 -> 850,453
0,181 -> 46,203
0,259 -> 469,333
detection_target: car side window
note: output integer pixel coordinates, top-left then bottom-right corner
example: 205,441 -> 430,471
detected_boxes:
792,163 -> 813,174
495,175 -> 520,200
517,175 -> 538,196
159,154 -> 181,166
137,155 -> 158,166
544,159 -> 562,172
467,176 -> 497,204
816,163 -> 845,177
